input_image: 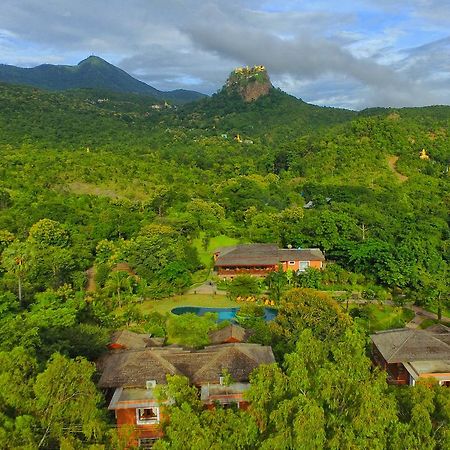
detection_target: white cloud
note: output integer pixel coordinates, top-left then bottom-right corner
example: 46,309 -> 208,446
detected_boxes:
0,0 -> 448,108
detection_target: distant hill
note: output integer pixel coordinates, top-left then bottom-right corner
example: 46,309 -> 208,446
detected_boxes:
178,79 -> 356,141
0,56 -> 206,104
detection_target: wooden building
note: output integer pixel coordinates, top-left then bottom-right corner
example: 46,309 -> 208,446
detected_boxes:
98,331 -> 275,448
370,325 -> 450,386
214,244 -> 325,278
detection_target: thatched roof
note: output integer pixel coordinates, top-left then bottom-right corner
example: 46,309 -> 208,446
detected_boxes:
214,244 -> 325,267
191,344 -> 274,384
371,327 -> 450,364
98,349 -> 181,388
109,330 -> 152,350
278,248 -> 325,262
209,324 -> 247,344
98,343 -> 275,388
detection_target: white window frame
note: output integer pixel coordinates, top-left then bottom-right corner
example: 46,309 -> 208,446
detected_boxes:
298,261 -> 310,271
136,406 -> 160,425
288,261 -> 296,266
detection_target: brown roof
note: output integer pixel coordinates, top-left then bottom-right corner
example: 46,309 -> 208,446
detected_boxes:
191,344 -> 275,384
98,343 -> 275,388
278,248 -> 325,262
214,244 -> 325,267
98,348 -> 181,388
109,330 -> 152,349
209,324 -> 247,344
371,327 -> 450,363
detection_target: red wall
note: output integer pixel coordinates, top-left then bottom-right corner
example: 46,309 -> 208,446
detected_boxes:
116,408 -> 164,441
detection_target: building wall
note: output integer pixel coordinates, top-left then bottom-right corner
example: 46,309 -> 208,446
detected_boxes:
371,345 -> 409,385
116,408 -> 164,441
217,261 -> 323,277
217,266 -> 277,277
281,260 -> 323,272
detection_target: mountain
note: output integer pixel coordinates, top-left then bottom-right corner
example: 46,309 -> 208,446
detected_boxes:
0,56 -> 206,104
178,69 -> 356,140
224,65 -> 273,102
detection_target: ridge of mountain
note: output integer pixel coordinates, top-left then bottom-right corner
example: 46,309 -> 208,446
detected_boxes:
0,55 -> 206,104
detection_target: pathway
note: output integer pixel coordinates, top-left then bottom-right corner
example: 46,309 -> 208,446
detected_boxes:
86,266 -> 96,292
387,156 -> 409,182
186,280 -> 226,295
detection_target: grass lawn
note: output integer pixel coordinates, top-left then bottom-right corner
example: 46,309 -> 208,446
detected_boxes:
192,233 -> 241,268
419,318 -> 449,329
349,303 -> 415,332
137,293 -> 239,315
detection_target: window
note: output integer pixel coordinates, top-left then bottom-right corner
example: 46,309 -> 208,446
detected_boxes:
136,407 -> 160,424
288,261 -> 296,266
298,261 -> 309,271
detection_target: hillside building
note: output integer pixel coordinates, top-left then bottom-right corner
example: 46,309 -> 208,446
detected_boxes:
214,243 -> 325,278
370,325 -> 450,386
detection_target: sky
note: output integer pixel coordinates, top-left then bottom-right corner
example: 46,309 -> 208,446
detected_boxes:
0,0 -> 450,109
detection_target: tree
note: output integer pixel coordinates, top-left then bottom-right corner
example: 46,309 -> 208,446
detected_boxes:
187,198 -> 225,232
265,267 -> 288,302
248,328 -> 398,449
271,288 -> 352,354
0,229 -> 15,253
28,218 -> 70,248
33,353 -> 106,448
105,270 -> 132,308
0,189 -> 12,209
226,275 -> 261,300
155,375 -> 259,450
1,241 -> 33,304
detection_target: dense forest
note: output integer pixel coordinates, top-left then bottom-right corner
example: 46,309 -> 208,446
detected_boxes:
0,78 -> 449,448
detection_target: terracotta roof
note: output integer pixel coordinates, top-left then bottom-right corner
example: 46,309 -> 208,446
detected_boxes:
98,343 -> 275,388
371,327 -> 450,363
214,244 -> 325,267
209,324 -> 247,344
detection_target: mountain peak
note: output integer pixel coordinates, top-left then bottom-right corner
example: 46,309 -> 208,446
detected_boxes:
224,65 -> 273,102
78,55 -> 110,67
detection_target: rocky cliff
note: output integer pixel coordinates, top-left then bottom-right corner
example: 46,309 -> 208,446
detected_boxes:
225,65 -> 273,102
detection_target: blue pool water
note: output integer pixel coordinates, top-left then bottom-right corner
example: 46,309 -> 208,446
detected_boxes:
171,306 -> 277,323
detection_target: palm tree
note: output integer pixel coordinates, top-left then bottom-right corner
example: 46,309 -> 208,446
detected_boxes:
105,270 -> 132,308
2,242 -> 32,305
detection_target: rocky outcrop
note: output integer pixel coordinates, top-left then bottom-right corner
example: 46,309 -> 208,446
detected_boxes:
225,65 -> 273,102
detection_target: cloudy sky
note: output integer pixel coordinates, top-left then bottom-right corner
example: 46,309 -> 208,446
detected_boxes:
1,0 -> 450,109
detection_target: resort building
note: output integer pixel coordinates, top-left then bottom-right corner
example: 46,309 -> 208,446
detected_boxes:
370,324 -> 450,386
214,243 -> 325,278
98,329 -> 275,448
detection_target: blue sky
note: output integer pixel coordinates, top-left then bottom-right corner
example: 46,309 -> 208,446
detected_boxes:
0,0 -> 449,109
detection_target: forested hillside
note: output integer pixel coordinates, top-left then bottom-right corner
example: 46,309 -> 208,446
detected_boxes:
0,56 -> 206,104
0,80 -> 449,448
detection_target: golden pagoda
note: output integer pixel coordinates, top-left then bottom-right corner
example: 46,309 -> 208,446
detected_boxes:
419,149 -> 430,160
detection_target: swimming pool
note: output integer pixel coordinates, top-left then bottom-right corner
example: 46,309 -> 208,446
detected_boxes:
171,306 -> 277,323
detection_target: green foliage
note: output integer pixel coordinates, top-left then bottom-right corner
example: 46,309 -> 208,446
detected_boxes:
271,289 -> 352,354
0,74 -> 449,447
34,353 -> 106,447
226,275 -> 261,300
155,376 -> 259,450
166,312 -> 217,348
248,328 -> 397,449
28,218 -> 70,247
